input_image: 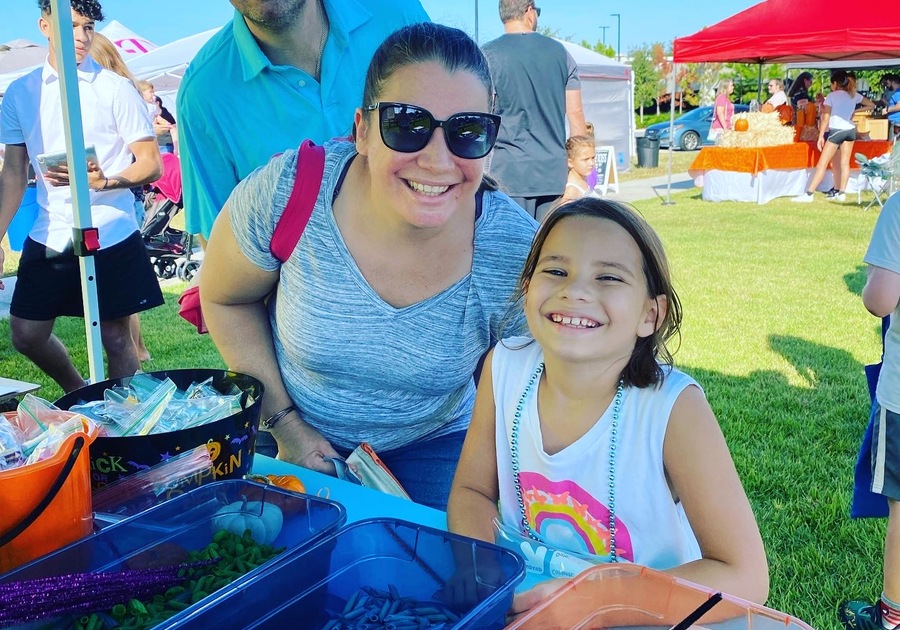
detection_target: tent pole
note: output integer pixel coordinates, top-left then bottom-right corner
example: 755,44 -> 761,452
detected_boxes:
663,63 -> 677,205
757,62 -> 763,103
49,0 -> 105,384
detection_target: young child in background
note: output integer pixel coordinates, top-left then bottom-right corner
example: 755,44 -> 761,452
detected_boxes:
839,194 -> 900,630
447,198 -> 769,610
560,135 -> 599,203
585,122 -> 599,190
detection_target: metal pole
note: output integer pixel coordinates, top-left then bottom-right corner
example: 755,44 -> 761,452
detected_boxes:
474,0 -> 479,44
599,25 -> 609,46
663,63 -> 677,206
611,13 -> 621,61
49,0 -> 105,383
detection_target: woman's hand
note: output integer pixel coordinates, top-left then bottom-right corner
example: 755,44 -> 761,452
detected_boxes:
816,136 -> 825,151
274,415 -> 343,474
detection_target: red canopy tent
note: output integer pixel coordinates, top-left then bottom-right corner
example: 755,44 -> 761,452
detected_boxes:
673,0 -> 900,64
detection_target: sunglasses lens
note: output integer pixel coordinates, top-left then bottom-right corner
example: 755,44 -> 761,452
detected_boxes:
378,104 -> 498,159
446,114 -> 499,159
380,104 -> 433,153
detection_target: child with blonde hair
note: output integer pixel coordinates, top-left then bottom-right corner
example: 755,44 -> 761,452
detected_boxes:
448,198 -> 768,612
560,134 -> 598,203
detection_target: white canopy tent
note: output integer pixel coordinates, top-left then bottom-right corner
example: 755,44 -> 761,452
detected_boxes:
125,27 -> 220,114
0,21 -> 157,96
556,39 -> 635,173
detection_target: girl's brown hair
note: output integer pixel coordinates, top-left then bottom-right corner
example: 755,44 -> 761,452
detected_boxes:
511,198 -> 682,388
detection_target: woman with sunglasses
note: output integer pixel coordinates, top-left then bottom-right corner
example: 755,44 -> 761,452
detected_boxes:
200,22 -> 538,510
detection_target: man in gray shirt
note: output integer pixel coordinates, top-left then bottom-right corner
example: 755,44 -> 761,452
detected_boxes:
483,0 -> 586,220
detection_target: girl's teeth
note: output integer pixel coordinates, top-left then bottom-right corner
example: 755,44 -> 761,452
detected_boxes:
551,314 -> 598,328
407,180 -> 449,195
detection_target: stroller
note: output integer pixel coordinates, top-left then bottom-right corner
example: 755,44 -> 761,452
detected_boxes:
141,152 -> 199,282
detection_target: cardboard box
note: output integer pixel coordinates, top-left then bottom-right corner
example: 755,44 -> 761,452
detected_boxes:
868,118 -> 889,140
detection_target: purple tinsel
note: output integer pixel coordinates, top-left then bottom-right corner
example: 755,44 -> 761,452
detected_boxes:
0,559 -> 217,625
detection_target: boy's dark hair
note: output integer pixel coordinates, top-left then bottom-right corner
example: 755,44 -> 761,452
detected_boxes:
511,198 -> 683,388
38,0 -> 104,21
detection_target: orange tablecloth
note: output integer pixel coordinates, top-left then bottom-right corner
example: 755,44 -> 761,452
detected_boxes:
803,140 -> 893,167
689,140 -> 894,176
689,144 -> 808,176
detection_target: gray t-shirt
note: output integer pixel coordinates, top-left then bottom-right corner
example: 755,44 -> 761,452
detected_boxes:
229,140 -> 538,451
864,195 -> 900,413
483,33 -> 581,198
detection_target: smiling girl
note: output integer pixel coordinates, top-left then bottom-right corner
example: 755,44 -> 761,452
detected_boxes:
448,198 -> 768,607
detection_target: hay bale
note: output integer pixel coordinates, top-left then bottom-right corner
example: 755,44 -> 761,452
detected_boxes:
718,111 -> 796,148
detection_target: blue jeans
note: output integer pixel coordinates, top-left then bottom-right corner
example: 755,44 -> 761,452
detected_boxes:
254,429 -> 466,511
375,430 -> 467,511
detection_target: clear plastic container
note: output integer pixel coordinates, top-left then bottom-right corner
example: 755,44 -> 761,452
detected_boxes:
172,517 -> 526,629
506,563 -> 814,630
0,479 -> 346,628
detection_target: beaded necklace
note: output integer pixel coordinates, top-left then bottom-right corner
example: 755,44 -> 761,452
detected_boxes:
510,361 -> 625,562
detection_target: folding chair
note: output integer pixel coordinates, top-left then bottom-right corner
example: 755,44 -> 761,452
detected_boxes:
856,153 -> 891,210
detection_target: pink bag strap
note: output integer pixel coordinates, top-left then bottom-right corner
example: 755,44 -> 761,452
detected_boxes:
269,139 -> 326,263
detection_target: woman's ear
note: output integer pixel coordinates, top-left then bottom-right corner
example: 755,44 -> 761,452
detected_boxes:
354,108 -> 370,157
637,294 -> 668,338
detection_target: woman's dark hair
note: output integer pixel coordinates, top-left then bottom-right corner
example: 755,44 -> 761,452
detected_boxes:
39,0 -> 104,21
831,69 -> 853,92
509,198 -> 682,388
361,22 -> 493,112
357,22 -> 497,190
787,72 -> 813,99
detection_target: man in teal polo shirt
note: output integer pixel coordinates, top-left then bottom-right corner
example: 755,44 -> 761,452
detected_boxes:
177,0 -> 429,240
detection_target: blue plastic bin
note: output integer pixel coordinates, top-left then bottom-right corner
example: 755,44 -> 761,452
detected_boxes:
172,518 -> 525,629
0,479 -> 345,628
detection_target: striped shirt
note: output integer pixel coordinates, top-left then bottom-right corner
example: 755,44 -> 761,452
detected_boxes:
230,139 -> 538,451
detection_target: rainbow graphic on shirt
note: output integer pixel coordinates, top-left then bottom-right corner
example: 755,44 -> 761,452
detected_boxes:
518,471 -> 634,563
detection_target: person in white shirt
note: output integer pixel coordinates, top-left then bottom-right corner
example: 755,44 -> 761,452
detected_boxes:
765,78 -> 788,109
793,69 -> 875,203
0,0 -> 163,393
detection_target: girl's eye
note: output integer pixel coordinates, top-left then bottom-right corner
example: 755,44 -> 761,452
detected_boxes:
540,268 -> 566,277
597,274 -> 622,282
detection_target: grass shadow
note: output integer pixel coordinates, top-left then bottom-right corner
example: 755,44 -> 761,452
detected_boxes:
679,334 -> 880,628
843,264 -> 867,298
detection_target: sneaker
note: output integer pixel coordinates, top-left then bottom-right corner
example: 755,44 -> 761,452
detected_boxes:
838,600 -> 894,630
826,187 -> 840,197
792,192 -> 815,203
828,192 -> 846,202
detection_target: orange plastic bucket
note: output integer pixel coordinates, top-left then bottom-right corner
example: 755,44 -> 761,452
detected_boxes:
0,414 -> 98,573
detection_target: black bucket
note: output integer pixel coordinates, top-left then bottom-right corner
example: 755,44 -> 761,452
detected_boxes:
55,369 -> 264,490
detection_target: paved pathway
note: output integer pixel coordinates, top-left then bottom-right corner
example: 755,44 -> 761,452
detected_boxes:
0,174 -> 697,320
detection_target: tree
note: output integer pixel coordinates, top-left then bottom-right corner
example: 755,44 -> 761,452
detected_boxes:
651,42 -> 673,115
630,45 -> 660,122
579,39 -> 617,59
724,63 -> 785,103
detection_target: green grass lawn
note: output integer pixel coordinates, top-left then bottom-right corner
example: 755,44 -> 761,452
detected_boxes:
0,190 -> 889,628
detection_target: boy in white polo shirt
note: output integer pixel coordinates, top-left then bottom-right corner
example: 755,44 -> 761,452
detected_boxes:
0,0 -> 163,393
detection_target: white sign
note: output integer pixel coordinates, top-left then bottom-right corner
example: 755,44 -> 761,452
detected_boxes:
594,145 -> 619,196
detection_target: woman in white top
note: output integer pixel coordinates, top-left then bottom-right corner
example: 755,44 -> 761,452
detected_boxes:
764,78 -> 788,109
794,70 -> 875,203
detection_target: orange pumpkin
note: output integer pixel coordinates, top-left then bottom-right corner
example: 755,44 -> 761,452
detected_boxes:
777,104 -> 794,125
265,474 -> 306,494
760,103 -> 775,114
734,118 -> 749,132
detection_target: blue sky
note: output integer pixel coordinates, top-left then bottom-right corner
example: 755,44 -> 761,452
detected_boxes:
3,0 -> 759,53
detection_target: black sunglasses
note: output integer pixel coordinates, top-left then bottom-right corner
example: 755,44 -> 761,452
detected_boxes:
532,5 -> 541,16
364,102 -> 501,159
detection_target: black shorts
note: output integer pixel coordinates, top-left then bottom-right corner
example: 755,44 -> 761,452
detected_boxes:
11,231 -> 164,321
826,128 -> 857,145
